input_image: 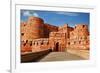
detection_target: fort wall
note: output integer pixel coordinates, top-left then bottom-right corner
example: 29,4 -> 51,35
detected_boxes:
21,17 -> 90,53
67,24 -> 89,50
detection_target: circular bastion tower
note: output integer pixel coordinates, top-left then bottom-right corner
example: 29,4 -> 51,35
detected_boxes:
22,16 -> 45,40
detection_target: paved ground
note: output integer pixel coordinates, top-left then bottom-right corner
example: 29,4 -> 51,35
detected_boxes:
67,49 -> 89,59
39,52 -> 85,62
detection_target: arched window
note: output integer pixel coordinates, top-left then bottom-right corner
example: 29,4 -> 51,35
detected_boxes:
23,43 -> 26,46
21,33 -> 24,36
37,42 -> 38,45
29,41 -> 32,46
47,42 -> 49,45
74,41 -> 76,44
79,41 -> 81,44
41,41 -> 43,45
33,42 -> 35,45
68,42 -> 70,45
23,24 -> 26,26
26,40 -> 28,43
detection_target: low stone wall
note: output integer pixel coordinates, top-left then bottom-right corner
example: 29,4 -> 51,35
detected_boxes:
21,49 -> 52,63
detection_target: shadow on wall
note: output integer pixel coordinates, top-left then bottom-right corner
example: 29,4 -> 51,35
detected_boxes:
21,49 -> 52,63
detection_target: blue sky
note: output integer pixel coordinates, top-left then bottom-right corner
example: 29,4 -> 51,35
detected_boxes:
20,9 -> 89,27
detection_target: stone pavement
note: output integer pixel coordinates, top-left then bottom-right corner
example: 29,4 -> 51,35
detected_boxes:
39,52 -> 85,62
67,49 -> 89,59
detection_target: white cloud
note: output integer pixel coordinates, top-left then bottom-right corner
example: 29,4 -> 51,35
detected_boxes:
23,11 -> 39,17
23,11 -> 31,16
32,12 -> 39,17
55,12 -> 79,16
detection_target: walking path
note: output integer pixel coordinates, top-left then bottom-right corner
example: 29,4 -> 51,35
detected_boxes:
39,52 -> 85,62
67,49 -> 89,59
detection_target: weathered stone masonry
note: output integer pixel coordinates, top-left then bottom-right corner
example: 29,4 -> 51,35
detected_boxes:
21,16 -> 89,53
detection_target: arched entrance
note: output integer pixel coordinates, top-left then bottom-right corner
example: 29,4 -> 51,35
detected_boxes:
54,42 -> 59,51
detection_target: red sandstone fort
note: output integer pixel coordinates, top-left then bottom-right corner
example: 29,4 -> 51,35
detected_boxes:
21,16 -> 89,53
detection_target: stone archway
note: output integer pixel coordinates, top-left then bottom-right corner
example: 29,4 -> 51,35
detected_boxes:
54,42 -> 59,51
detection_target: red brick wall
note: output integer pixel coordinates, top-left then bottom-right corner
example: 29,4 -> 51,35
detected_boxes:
67,24 -> 89,50
44,23 -> 58,38
21,17 -> 90,53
